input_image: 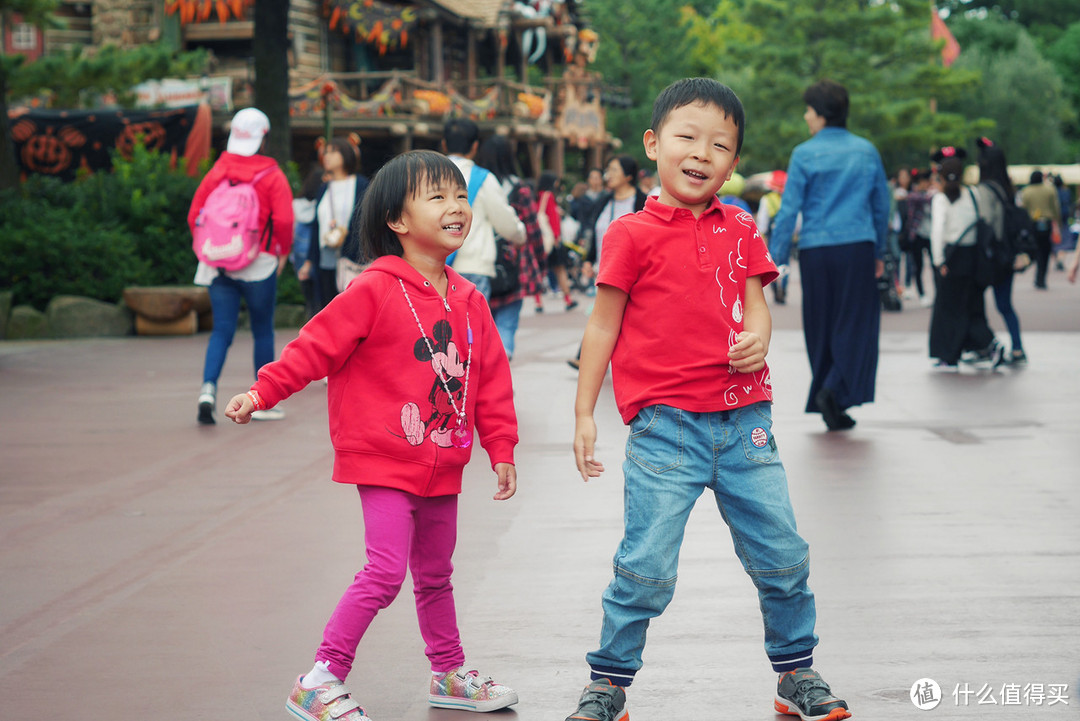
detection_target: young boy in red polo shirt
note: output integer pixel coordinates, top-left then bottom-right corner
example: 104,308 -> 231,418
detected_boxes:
565,78 -> 851,721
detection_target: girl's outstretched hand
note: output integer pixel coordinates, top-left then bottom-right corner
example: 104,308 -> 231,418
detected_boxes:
224,393 -> 255,424
494,462 -> 517,500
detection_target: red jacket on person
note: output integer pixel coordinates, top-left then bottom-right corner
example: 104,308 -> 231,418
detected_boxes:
250,256 -> 518,497
187,151 -> 295,258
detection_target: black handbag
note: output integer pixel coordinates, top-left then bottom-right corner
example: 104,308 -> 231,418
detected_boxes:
490,237 -> 520,298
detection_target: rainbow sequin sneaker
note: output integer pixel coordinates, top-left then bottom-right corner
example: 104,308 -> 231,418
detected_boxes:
428,667 -> 519,712
286,675 -> 373,721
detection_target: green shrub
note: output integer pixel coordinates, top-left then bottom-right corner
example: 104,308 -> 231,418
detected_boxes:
0,145 -> 304,310
0,183 -> 146,309
76,143 -> 204,288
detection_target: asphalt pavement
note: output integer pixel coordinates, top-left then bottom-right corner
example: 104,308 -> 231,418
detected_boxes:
1,263 -> 1078,720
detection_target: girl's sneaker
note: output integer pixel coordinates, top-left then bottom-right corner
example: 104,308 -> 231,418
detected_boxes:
429,667 -> 518,712
286,676 -> 372,721
197,382 -> 216,425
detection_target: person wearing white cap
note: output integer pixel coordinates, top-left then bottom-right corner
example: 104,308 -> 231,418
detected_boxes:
188,107 -> 294,424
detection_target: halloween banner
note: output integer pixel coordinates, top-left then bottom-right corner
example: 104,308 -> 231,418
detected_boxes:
288,76 -> 402,118
8,103 -> 211,181
323,0 -> 417,54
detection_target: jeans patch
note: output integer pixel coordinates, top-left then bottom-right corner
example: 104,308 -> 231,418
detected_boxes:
735,404 -> 779,465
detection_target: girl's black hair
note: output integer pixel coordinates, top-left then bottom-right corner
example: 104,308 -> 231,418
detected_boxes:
355,150 -> 467,260
651,77 -> 745,155
607,155 -> 639,186
538,170 -> 561,193
301,167 -> 325,201
976,138 -> 1014,197
476,134 -> 518,184
326,136 -> 360,175
938,156 -> 965,203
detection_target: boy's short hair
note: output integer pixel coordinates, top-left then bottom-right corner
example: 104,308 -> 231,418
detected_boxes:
650,77 -> 745,156
803,80 -> 849,128
443,118 -> 480,155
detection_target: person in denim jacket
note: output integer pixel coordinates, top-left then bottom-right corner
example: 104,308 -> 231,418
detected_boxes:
769,80 -> 890,431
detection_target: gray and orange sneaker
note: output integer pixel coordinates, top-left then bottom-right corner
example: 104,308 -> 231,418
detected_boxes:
286,675 -> 372,721
775,668 -> 851,721
565,679 -> 628,721
428,667 -> 518,712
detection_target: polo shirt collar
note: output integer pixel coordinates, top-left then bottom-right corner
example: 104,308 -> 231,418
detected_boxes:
643,194 -> 728,222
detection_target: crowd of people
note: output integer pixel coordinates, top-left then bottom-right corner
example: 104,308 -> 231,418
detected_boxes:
187,87 -> 1077,721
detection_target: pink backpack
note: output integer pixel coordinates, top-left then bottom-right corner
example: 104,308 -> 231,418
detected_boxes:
192,167 -> 275,271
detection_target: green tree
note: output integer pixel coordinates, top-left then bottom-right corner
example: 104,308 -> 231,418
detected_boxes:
586,0 -> 699,167
942,31 -> 1073,163
1040,22 -> 1080,159
8,43 -> 207,108
682,0 -> 986,174
938,0 -> 1080,42
0,0 -> 61,189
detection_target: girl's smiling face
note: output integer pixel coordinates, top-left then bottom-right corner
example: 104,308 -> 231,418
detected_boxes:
644,101 -> 740,216
390,177 -> 472,262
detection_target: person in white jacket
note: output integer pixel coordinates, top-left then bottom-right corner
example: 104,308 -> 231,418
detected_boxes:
442,118 -> 525,299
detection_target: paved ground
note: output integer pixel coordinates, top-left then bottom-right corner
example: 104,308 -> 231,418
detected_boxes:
2,264 -> 1079,720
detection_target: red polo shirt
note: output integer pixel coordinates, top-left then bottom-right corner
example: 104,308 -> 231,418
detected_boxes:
597,196 -> 779,424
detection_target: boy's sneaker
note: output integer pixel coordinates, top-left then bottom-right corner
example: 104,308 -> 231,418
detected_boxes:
775,668 -> 851,721
564,679 -> 628,721
252,407 -> 286,421
286,676 -> 372,721
429,667 -> 518,712
197,382 -> 216,425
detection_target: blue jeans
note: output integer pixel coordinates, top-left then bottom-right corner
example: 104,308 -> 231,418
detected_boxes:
586,403 -> 818,685
990,272 -> 1023,352
203,272 -> 278,384
490,298 -> 523,359
459,272 -> 492,301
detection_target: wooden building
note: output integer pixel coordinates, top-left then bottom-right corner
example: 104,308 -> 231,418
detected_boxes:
23,0 -> 618,178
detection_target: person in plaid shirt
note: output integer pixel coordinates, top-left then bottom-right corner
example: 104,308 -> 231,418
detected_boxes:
476,135 -> 546,360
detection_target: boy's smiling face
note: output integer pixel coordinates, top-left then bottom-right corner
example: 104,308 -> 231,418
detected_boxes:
644,101 -> 740,216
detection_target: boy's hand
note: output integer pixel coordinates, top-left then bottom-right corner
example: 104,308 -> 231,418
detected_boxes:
728,331 -> 766,373
494,463 -> 517,500
574,415 -> 605,481
224,393 -> 255,424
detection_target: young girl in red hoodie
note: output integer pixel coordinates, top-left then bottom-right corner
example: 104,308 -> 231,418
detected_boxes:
225,150 -> 519,721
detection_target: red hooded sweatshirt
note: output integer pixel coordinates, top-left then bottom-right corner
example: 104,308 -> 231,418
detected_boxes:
250,256 -> 518,497
187,151 -> 294,257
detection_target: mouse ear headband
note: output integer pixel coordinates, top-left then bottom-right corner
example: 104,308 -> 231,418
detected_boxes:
931,145 -> 967,164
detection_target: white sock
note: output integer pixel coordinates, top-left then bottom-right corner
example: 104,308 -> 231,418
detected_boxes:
433,666 -> 462,678
301,661 -> 339,689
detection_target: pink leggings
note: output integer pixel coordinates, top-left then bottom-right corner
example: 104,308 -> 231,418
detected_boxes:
316,486 -> 463,680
